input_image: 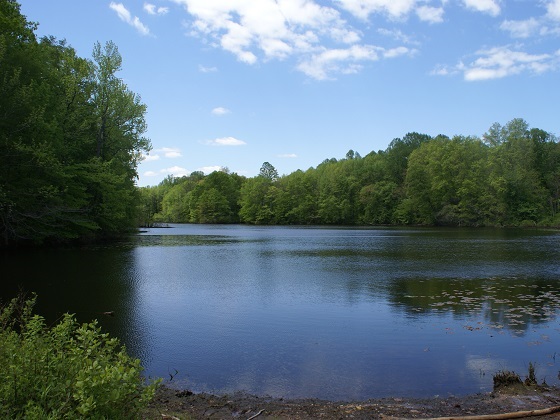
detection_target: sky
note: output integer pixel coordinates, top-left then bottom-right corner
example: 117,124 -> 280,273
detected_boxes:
18,0 -> 560,187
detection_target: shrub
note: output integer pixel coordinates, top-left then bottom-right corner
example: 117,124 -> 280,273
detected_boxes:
493,370 -> 522,390
0,294 -> 160,419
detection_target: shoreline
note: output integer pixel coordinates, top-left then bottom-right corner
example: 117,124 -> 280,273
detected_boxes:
143,384 -> 560,419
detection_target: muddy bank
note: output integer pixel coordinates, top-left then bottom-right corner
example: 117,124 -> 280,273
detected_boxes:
143,384 -> 560,419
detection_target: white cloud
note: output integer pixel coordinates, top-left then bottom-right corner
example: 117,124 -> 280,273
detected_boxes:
203,136 -> 247,146
199,65 -> 218,73
144,3 -> 169,15
297,44 -> 381,80
547,0 -> 560,21
465,47 -> 555,80
161,166 -> 190,177
541,26 -> 560,36
416,6 -> 444,23
142,153 -> 160,162
110,2 -> 132,22
430,64 -> 457,76
498,3 -> 560,39
462,0 -> 501,16
144,3 -> 156,14
211,107 -> 231,115
377,28 -> 420,45
329,27 -> 361,44
434,46 -> 559,81
298,44 -> 414,80
171,0 -> 413,79
154,147 -> 182,158
197,165 -> 224,173
335,0 -> 417,20
500,18 -> 540,38
109,2 -> 151,36
277,153 -> 298,158
384,46 -> 414,58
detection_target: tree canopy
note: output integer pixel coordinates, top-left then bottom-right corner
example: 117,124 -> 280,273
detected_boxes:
0,0 -> 150,246
140,118 -> 559,228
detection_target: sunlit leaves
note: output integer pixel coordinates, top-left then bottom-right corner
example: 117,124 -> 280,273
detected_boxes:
141,118 -> 558,228
0,5 -> 150,245
0,295 -> 159,418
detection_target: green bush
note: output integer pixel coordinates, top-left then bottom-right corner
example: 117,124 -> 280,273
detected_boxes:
0,295 -> 160,419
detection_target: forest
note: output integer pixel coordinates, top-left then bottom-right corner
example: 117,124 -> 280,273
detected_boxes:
139,119 -> 560,228
0,0 -> 150,246
2,1 -> 560,249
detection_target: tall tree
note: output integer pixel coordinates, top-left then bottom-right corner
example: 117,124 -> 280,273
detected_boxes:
239,176 -> 276,224
259,162 -> 279,182
91,41 -> 149,171
384,132 -> 432,185
0,2 -> 151,245
84,41 -> 150,233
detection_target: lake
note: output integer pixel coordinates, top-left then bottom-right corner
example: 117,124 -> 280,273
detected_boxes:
1,225 -> 560,400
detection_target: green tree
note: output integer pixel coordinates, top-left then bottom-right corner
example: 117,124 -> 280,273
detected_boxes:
483,122 -> 505,146
359,181 -> 399,224
274,169 -> 319,224
0,2 -> 151,245
0,3 -> 95,244
203,170 -> 244,221
488,129 -> 547,225
403,136 -> 493,226
529,128 -> 560,222
385,132 -> 432,185
197,188 -> 233,223
91,41 -> 150,168
159,182 -> 190,222
239,176 -> 275,224
137,185 -> 165,226
259,161 -> 279,181
314,156 -> 361,224
134,115 -> 558,228
87,41 -> 150,232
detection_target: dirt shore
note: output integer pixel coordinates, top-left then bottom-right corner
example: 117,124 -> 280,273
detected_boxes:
143,384 -> 560,419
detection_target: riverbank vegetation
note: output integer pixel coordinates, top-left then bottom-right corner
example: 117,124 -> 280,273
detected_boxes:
0,0 -> 150,247
0,294 -> 159,418
140,118 -> 560,228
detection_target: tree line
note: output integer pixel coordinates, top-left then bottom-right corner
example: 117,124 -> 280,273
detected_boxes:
0,0 -> 150,246
3,0 -> 558,247
140,118 -> 560,228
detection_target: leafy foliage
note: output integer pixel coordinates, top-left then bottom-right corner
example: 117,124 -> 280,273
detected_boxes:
0,294 -> 159,419
0,1 -> 150,246
141,118 -> 559,228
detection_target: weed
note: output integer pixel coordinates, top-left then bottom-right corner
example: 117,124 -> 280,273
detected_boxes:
525,362 -> 538,386
493,370 -> 522,390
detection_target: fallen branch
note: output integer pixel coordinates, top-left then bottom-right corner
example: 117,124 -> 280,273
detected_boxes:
246,409 -> 265,420
416,404 -> 560,420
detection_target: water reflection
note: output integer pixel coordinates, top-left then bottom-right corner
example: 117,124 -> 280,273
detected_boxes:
1,225 -> 560,400
389,278 -> 560,333
0,245 -> 150,366
126,226 -> 560,399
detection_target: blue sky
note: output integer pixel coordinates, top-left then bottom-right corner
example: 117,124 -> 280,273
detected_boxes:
19,0 -> 560,186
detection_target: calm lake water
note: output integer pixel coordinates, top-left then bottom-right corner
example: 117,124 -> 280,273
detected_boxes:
2,225 -> 560,400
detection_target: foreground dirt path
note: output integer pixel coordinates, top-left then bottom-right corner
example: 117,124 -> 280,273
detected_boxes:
143,385 -> 560,419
